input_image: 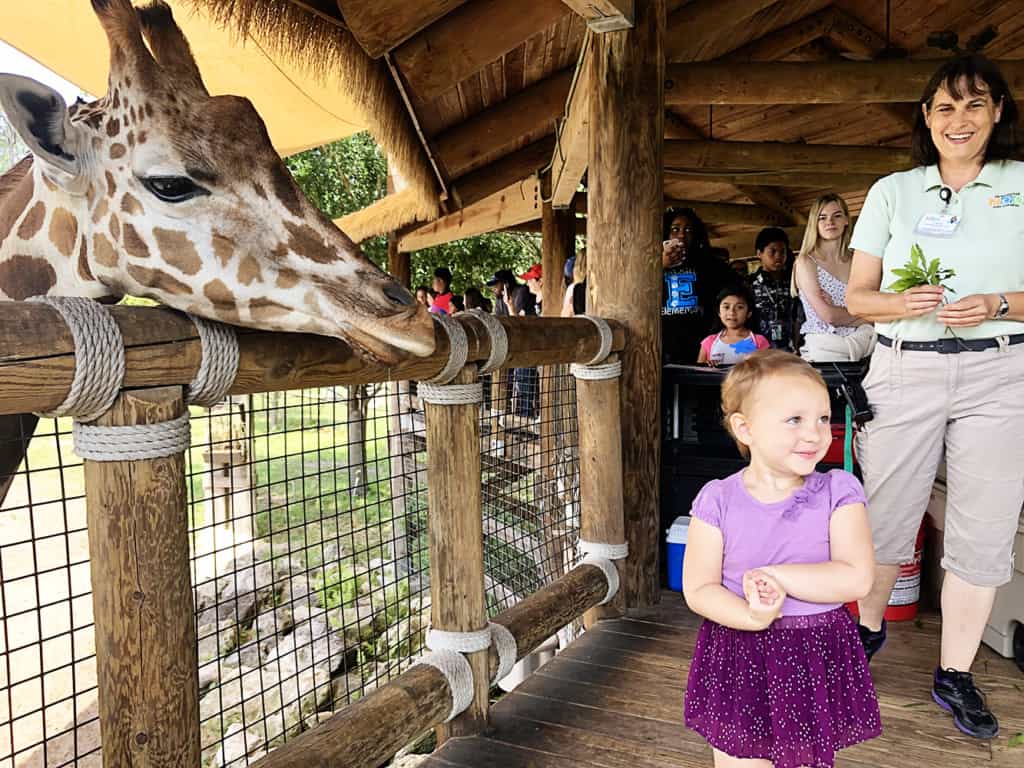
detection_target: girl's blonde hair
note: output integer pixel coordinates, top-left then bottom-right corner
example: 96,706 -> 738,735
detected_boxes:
791,193 -> 853,297
721,350 -> 827,458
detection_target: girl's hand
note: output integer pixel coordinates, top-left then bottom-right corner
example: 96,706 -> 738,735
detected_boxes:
662,239 -> 686,268
900,285 -> 944,317
743,569 -> 786,630
936,293 -> 999,327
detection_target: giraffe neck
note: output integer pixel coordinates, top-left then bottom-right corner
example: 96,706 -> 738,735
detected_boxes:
0,159 -> 116,302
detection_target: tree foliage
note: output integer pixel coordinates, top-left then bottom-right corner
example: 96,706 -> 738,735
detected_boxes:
285,131 -> 541,294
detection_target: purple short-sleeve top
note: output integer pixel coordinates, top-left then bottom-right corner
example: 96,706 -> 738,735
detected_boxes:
690,469 -> 867,616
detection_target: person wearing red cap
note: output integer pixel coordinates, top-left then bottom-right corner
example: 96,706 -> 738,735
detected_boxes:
520,263 -> 543,312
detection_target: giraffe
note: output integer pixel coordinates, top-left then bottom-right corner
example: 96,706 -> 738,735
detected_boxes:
0,0 -> 436,500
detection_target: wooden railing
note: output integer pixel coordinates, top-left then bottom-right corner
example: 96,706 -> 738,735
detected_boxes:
0,304 -> 627,768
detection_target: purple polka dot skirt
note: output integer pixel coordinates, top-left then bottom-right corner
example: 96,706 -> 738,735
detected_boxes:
684,607 -> 881,768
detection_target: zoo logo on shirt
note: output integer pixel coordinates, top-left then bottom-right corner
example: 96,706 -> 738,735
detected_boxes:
988,192 -> 1024,208
663,268 -> 700,316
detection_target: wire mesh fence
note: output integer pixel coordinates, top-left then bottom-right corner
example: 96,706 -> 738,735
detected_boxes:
0,363 -> 581,767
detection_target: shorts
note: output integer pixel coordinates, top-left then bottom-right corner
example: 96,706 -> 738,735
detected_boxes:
855,341 -> 1024,587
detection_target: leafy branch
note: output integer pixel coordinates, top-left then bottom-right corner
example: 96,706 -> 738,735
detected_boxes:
887,243 -> 956,293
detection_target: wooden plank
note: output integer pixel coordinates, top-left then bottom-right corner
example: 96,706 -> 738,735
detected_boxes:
434,69 -> 573,177
664,139 -> 910,176
559,0 -> 634,32
665,0 -> 776,61
666,169 -> 882,189
665,59 -> 1024,104
334,0 -> 467,58
726,6 -> 836,62
738,185 -> 808,225
392,0 -> 570,102
665,198 -> 793,227
550,46 -> 592,208
86,387 -> 199,768
824,6 -> 887,60
453,137 -> 556,208
399,175 -> 541,251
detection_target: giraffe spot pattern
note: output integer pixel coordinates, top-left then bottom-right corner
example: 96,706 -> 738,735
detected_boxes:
127,264 -> 191,296
249,299 -> 290,321
109,143 -> 126,160
17,202 -> 46,241
204,279 -> 241,323
122,223 -> 150,259
237,255 -> 262,286
41,175 -> 58,193
78,236 -> 94,281
108,213 -> 121,241
121,193 -> 143,216
271,164 -> 302,217
212,233 -> 235,268
276,269 -> 300,289
0,168 -> 34,247
91,136 -> 103,153
0,255 -> 56,300
284,221 -> 334,264
48,208 -> 78,257
106,172 -> 117,198
252,181 -> 267,200
93,233 -> 119,267
153,228 -> 201,275
91,199 -> 109,225
106,118 -> 120,137
137,130 -> 148,145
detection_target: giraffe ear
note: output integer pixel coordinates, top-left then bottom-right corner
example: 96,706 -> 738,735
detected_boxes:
0,74 -> 83,179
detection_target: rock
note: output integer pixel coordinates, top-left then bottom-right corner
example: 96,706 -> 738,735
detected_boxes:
214,723 -> 263,768
389,755 -> 431,768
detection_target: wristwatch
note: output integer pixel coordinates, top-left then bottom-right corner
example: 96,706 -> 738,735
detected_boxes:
995,293 -> 1010,319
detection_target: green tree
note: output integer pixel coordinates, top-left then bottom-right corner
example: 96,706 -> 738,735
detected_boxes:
285,131 -> 541,296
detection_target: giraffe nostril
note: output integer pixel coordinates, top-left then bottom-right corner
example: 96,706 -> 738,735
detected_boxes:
382,282 -> 414,307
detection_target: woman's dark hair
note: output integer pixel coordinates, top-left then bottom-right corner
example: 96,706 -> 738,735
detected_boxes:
464,286 -> 485,310
711,284 -> 757,332
754,227 -> 790,253
451,295 -> 465,313
911,54 -> 1019,166
663,206 -> 711,252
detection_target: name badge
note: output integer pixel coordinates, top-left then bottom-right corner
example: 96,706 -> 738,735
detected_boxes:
914,212 -> 960,238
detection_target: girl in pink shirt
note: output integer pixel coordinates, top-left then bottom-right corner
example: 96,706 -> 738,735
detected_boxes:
698,286 -> 770,366
683,350 -> 880,768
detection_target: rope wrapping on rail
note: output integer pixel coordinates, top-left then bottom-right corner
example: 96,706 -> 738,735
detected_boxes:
468,309 -> 509,374
570,360 -> 622,381
73,413 -> 192,461
426,625 -> 492,654
418,382 -> 483,406
578,539 -> 629,561
580,554 -> 621,605
577,315 -> 614,365
28,296 -> 125,423
490,621 -> 518,684
186,315 -> 239,407
425,314 -> 469,384
417,649 -> 474,722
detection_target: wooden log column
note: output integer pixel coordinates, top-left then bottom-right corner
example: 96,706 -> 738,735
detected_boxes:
587,0 -> 664,608
423,366 -> 489,739
84,386 -> 199,768
576,353 -> 627,625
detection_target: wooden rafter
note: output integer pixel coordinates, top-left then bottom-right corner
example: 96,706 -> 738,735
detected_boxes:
434,69 -> 574,177
550,44 -> 592,208
559,0 -> 634,32
665,0 -> 777,62
665,59 -> 1024,104
335,0 -> 468,58
666,169 -> 882,189
399,176 -> 541,251
391,0 -> 570,101
738,186 -> 808,226
823,6 -> 887,60
665,140 -> 910,176
453,137 -> 555,208
726,6 -> 836,62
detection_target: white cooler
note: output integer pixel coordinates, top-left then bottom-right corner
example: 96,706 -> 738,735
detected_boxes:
926,477 -> 1024,658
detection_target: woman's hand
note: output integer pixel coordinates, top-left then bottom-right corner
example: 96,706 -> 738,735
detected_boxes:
901,285 -> 945,317
662,239 -> 686,268
937,293 -> 999,327
743,569 -> 786,630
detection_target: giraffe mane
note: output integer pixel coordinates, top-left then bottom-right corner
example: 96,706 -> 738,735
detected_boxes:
0,157 -> 33,204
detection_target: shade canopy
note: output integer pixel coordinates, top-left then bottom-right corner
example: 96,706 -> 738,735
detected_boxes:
0,0 -> 366,157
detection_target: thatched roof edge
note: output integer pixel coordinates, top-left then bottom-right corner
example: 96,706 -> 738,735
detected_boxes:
180,0 -> 438,229
333,188 -> 428,245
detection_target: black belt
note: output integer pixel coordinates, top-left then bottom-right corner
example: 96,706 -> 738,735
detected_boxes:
877,333 -> 1024,354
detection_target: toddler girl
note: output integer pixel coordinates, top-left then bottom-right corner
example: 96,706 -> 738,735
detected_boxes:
682,350 -> 880,767
698,286 -> 770,366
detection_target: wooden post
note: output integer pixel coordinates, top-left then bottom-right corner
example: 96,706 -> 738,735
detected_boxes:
424,366 -> 489,740
587,0 -> 664,608
84,386 -> 200,768
577,353 -> 627,626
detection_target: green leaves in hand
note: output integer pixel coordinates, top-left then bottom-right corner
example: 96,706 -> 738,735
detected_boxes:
886,243 -> 956,293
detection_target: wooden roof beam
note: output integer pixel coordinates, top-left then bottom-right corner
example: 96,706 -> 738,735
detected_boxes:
550,45 -> 592,209
559,0 -> 634,32
664,198 -> 793,228
725,7 -> 837,62
434,68 -> 573,178
823,6 -> 887,60
335,0 -> 468,58
665,140 -> 910,176
665,0 -> 777,62
399,176 -> 541,251
665,60 -> 1024,105
666,169 -> 882,189
392,0 -> 570,101
452,137 -> 556,208
284,0 -> 346,27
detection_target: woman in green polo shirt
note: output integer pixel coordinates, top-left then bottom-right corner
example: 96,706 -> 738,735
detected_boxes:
847,54 -> 1023,740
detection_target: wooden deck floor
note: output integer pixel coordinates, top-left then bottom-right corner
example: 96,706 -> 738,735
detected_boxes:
425,593 -> 1024,767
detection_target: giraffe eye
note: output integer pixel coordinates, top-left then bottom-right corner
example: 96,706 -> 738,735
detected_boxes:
141,176 -> 208,203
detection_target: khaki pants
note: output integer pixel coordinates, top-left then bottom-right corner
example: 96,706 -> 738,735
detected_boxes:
856,341 -> 1024,587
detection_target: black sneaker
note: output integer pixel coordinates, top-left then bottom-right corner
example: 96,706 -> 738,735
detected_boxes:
857,619 -> 887,662
931,667 -> 999,739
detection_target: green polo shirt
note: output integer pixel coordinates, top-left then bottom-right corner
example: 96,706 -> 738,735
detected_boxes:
851,160 -> 1024,341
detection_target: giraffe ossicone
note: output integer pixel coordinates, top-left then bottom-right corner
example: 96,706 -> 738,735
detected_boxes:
0,0 -> 435,364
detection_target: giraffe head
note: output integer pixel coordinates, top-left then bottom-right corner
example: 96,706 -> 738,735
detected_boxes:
0,0 -> 435,363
